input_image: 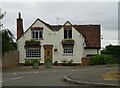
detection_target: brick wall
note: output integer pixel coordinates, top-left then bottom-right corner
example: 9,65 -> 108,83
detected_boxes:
81,57 -> 91,66
2,51 -> 19,68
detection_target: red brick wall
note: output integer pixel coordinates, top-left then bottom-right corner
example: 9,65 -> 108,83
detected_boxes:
17,12 -> 24,39
81,57 -> 91,66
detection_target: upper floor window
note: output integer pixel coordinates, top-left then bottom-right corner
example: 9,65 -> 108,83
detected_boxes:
64,29 -> 72,39
32,30 -> 43,39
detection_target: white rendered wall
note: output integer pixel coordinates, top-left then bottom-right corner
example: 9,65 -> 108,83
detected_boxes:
84,49 -> 100,57
18,20 -> 85,63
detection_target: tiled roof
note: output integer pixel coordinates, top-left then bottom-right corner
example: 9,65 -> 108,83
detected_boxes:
73,25 -> 101,49
48,24 -> 101,49
36,19 -> 101,48
19,19 -> 101,49
49,25 -> 62,31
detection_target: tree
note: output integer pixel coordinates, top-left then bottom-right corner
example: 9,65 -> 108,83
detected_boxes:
101,44 -> 120,64
2,29 -> 17,55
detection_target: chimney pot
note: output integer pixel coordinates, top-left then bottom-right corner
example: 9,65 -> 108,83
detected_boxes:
18,12 -> 21,18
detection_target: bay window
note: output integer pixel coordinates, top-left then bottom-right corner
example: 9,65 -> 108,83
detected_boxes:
26,48 -> 41,58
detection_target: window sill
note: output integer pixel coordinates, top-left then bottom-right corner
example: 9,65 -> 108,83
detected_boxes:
62,53 -> 74,56
25,58 -> 41,60
32,38 -> 44,40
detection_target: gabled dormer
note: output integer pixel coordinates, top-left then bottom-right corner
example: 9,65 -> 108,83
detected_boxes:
63,21 -> 72,39
62,21 -> 74,54
31,27 -> 43,39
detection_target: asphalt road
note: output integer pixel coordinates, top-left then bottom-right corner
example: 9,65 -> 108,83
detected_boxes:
2,70 -> 80,86
2,65 -> 118,86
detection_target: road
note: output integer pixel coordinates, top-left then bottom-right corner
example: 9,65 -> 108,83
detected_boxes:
2,69 -> 81,86
2,65 -> 118,86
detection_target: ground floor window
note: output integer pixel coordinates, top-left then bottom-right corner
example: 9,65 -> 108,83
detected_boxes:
26,48 -> 41,58
63,45 -> 73,53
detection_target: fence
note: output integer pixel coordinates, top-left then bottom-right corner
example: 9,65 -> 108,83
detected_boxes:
2,51 -> 19,68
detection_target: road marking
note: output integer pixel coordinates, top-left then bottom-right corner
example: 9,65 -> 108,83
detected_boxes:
11,77 -> 23,80
0,81 -> 3,83
13,73 -> 17,74
3,77 -> 23,82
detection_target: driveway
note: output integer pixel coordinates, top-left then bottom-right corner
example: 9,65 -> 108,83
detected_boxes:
2,65 -> 118,87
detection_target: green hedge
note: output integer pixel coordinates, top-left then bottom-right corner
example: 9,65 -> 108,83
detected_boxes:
91,54 -> 117,65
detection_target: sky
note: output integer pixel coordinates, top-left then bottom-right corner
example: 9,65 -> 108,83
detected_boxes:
0,0 -> 119,48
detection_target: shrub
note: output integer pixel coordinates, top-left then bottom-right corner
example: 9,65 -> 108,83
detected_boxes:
91,54 -> 105,65
45,57 -> 52,68
32,59 -> 40,63
67,60 -> 74,66
61,59 -> 74,66
61,60 -> 67,66
25,59 -> 30,66
45,57 -> 52,63
91,54 -> 117,65
104,55 -> 117,64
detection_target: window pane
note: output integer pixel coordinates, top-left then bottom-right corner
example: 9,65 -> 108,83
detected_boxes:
64,30 -> 67,39
32,31 -> 43,39
36,31 -> 38,38
63,46 -> 73,54
39,31 -> 43,38
26,49 -> 41,58
68,30 -> 72,38
32,31 -> 34,38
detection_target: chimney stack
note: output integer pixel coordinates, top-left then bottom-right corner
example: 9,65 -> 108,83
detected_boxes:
17,12 -> 24,39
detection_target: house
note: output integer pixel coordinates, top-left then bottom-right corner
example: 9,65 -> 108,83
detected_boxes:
17,12 -> 101,64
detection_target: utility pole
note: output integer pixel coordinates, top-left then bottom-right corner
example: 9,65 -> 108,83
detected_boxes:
0,9 -> 6,30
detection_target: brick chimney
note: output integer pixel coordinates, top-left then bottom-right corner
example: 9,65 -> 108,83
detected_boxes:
17,12 -> 24,39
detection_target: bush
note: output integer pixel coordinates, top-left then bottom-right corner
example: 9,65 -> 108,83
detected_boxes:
91,54 -> 105,65
67,60 -> 74,66
45,57 -> 52,63
61,59 -> 74,66
32,59 -> 40,69
91,54 -> 117,65
61,60 -> 67,66
25,59 -> 31,66
45,57 -> 52,68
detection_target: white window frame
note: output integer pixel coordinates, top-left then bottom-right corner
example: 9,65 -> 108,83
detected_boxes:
32,30 -> 43,39
26,48 -> 41,58
63,47 -> 73,54
64,29 -> 72,39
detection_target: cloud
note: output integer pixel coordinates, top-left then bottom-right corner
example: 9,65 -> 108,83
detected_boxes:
2,2 -> 118,47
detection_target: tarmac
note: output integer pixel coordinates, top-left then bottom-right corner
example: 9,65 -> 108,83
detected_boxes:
2,64 -> 119,87
63,65 -> 119,87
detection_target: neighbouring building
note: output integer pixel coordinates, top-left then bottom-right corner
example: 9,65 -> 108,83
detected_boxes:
17,12 -> 101,64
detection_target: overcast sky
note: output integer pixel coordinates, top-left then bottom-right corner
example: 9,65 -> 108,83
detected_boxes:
1,1 -> 118,48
